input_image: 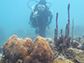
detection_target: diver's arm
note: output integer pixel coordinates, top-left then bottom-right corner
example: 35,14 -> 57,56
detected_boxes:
30,4 -> 38,21
30,12 -> 33,21
30,5 -> 39,22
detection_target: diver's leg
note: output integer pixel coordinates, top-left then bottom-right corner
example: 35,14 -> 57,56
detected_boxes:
39,26 -> 46,37
35,28 -> 39,34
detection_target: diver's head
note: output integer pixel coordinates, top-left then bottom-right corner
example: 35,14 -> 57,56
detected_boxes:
39,0 -> 46,5
37,0 -> 46,11
37,4 -> 45,11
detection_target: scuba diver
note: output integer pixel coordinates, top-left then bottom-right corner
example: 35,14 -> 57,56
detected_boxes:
29,0 -> 53,37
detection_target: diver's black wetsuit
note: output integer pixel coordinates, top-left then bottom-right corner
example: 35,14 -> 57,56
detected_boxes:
30,2 -> 52,37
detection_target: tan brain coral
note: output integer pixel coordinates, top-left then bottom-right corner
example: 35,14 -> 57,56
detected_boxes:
3,35 -> 32,63
31,36 -> 54,63
3,35 -> 54,63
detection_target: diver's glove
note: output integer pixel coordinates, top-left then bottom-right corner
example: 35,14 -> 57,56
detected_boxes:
33,11 -> 38,18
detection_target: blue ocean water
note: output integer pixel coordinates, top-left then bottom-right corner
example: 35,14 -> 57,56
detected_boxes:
0,0 -> 84,45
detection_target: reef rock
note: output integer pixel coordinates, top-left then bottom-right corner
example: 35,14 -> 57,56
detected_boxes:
53,58 -> 74,63
71,40 -> 79,48
31,36 -> 54,63
75,52 -> 84,63
3,35 -> 32,63
45,38 -> 55,49
81,42 -> 84,50
69,48 -> 83,54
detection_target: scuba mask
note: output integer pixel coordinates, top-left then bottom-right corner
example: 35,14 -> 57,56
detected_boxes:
37,4 -> 46,11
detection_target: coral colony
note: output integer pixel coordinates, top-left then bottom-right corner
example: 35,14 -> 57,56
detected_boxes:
2,35 -> 54,63
54,4 -> 71,53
